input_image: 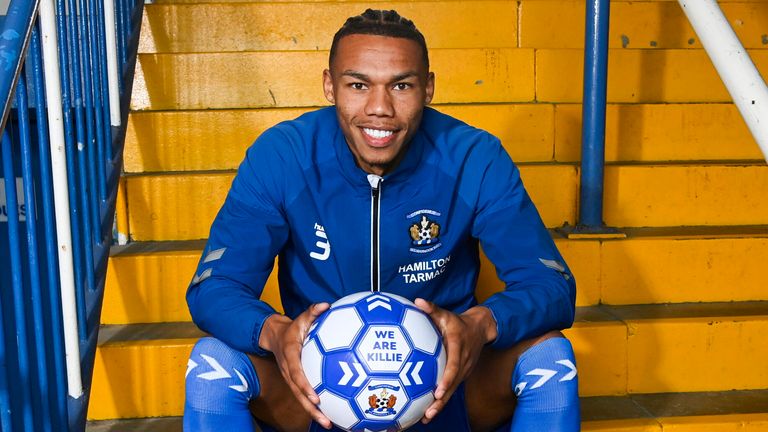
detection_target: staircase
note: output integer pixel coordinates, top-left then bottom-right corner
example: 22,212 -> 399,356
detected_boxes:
86,0 -> 768,430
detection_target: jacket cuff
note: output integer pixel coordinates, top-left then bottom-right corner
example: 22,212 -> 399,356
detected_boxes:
250,310 -> 278,356
482,298 -> 515,350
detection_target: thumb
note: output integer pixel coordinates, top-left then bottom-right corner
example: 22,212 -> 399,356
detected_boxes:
308,302 -> 330,320
414,298 -> 437,315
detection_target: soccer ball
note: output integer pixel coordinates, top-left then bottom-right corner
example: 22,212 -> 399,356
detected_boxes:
301,292 -> 446,432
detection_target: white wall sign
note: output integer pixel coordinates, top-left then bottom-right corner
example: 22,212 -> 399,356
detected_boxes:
0,178 -> 26,222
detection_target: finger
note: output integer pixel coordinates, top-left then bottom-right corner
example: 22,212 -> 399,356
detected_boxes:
308,302 -> 330,320
414,298 -> 435,315
421,397 -> 448,424
415,298 -> 452,330
296,303 -> 330,328
283,342 -> 321,404
435,340 -> 461,400
289,362 -> 320,404
284,373 -> 332,428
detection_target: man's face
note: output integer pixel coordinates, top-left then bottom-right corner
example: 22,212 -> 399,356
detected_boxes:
323,34 -> 435,176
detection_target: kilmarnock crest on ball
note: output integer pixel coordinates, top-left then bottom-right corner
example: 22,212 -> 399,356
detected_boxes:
301,291 -> 446,432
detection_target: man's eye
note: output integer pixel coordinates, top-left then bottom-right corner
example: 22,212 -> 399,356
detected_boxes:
350,83 -> 366,90
393,83 -> 411,90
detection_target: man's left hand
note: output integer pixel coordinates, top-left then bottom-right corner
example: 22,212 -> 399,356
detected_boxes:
414,299 -> 498,424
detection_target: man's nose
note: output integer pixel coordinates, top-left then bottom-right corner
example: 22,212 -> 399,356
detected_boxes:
365,87 -> 394,117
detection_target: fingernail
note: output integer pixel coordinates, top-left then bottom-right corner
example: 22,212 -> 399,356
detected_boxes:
427,408 -> 437,419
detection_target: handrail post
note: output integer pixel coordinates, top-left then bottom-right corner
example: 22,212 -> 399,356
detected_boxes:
580,0 -> 610,229
559,0 -> 625,239
678,0 -> 768,163
39,0 -> 84,399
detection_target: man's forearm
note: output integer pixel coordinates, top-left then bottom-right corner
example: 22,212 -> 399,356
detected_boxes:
461,305 -> 498,345
258,313 -> 291,353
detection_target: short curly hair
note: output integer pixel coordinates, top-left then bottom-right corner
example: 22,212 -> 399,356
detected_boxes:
329,9 -> 429,69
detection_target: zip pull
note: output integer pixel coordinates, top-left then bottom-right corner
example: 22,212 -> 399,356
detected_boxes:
367,174 -> 382,192
367,175 -> 382,292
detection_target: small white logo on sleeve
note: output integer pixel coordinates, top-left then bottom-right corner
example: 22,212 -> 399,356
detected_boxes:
310,223 -> 331,261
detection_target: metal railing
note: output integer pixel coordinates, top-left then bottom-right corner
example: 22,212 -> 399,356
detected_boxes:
679,0 -> 768,162
569,0 -> 768,236
0,0 -> 143,428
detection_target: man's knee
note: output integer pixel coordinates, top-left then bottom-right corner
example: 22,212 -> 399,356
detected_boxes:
185,337 -> 260,414
510,335 -> 580,431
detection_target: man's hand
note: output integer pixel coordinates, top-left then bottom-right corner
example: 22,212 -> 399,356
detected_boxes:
414,299 -> 498,424
259,303 -> 332,429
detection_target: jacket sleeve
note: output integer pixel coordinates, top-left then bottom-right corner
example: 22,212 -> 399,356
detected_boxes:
473,140 -> 576,350
186,130 -> 290,355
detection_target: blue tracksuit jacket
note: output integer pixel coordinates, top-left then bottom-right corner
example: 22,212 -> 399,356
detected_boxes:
186,106 -> 576,356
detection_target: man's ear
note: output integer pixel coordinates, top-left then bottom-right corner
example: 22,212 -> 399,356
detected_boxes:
323,69 -> 335,104
424,72 -> 435,105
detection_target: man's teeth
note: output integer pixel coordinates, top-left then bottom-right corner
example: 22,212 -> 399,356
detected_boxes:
363,128 -> 394,139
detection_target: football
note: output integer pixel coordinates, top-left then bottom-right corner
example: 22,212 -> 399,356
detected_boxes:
301,291 -> 446,432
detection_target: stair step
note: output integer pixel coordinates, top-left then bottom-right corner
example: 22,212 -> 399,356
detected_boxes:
122,164 -> 768,241
105,240 -> 283,324
124,103 -> 761,173
88,302 -> 768,419
131,49 -> 534,111
137,1 -> 767,53
131,49 -> 768,110
521,1 -> 767,50
105,228 -> 768,324
87,417 -> 182,432
123,165 -> 576,240
537,48 -> 768,103
139,1 -> 517,53
85,390 -> 768,431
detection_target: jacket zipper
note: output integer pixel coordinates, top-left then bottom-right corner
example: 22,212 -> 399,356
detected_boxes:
368,174 -> 382,292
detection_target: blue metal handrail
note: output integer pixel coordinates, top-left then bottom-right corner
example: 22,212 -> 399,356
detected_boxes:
560,0 -> 623,238
579,0 -> 610,230
0,0 -> 143,428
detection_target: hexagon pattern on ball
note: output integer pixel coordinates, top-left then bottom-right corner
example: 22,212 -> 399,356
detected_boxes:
301,292 -> 446,432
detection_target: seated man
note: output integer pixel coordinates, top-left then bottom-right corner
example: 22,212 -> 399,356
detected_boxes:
184,9 -> 579,432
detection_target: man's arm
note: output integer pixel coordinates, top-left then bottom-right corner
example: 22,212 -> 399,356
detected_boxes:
186,130 -> 291,354
186,194 -> 288,354
419,137 -> 575,424
473,140 -> 576,349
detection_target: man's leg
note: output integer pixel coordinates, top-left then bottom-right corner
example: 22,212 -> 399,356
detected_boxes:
466,331 -> 580,432
183,337 -> 312,432
184,337 -> 259,431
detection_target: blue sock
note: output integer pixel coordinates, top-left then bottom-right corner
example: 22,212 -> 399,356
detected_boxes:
510,337 -> 580,432
183,337 -> 260,431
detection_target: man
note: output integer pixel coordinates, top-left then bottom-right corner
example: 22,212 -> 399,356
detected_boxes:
184,9 -> 579,432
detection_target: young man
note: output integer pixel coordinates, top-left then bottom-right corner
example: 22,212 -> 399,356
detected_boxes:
184,9 -> 579,432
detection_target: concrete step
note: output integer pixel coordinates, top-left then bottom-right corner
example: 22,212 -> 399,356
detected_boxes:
130,48 -> 534,110
86,390 -> 768,431
121,164 -> 768,241
520,1 -> 768,50
138,1 -> 767,53
138,1 -> 517,53
104,227 -> 768,324
124,103 -> 762,173
130,49 -> 768,110
88,302 -> 768,419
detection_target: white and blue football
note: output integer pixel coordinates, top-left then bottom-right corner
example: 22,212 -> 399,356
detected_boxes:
301,292 -> 446,432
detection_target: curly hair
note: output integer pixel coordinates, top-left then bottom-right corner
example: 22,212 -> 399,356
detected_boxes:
329,9 -> 429,69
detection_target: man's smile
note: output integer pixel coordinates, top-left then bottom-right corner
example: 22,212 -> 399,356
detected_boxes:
361,127 -> 398,147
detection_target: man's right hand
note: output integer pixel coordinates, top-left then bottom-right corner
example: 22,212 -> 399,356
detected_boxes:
259,303 -> 332,429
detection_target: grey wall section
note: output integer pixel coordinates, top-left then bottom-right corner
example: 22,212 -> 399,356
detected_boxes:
0,0 -> 9,16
